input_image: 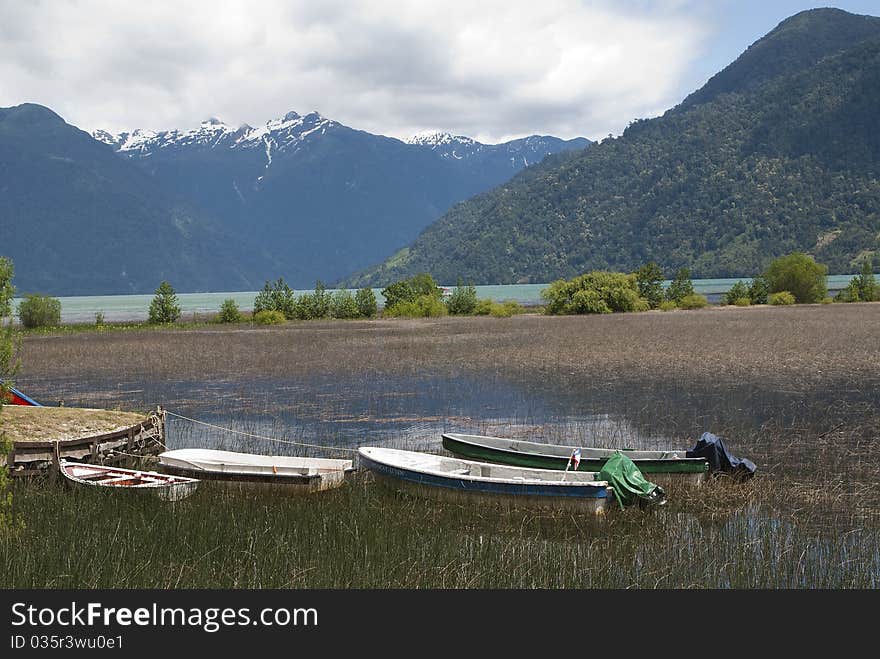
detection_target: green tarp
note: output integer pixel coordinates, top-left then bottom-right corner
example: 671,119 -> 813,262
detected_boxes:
598,451 -> 666,510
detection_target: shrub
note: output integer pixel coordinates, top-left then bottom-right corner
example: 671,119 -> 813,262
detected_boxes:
677,294 -> 709,310
385,295 -> 447,318
635,262 -> 665,309
764,253 -> 827,303
488,301 -> 522,318
292,281 -> 332,320
254,278 -> 296,318
381,273 -> 442,310
748,275 -> 769,305
18,294 -> 62,328
723,281 -> 750,305
542,271 -> 647,315
838,257 -> 878,302
217,299 -> 242,323
94,311 -> 105,326
0,257 -> 20,536
330,290 -> 360,319
0,256 -> 17,398
659,300 -> 677,311
821,297 -> 833,304
147,281 -> 181,324
446,282 -> 478,315
502,300 -> 523,315
473,298 -> 494,315
253,310 -> 286,325
0,257 -> 13,320
835,281 -> 862,303
355,288 -> 377,318
733,297 -> 751,307
665,268 -> 695,303
308,281 -> 331,319
769,291 -> 796,306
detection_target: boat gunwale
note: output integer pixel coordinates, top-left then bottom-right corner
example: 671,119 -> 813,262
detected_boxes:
358,447 -> 609,489
442,433 -> 709,467
158,448 -> 354,482
60,460 -> 199,489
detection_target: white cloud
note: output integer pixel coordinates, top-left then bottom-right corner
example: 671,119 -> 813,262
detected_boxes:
0,0 -> 708,142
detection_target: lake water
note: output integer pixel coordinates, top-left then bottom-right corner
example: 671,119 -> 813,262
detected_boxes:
12,275 -> 858,324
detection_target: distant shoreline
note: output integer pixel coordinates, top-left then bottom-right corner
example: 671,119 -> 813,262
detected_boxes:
8,275 -> 859,325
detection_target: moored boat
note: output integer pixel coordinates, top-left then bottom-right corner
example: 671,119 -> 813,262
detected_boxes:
59,460 -> 199,501
358,446 -> 614,514
158,448 -> 354,494
441,433 -> 709,487
2,384 -> 42,406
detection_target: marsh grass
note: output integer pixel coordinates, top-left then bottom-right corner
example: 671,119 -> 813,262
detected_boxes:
3,477 -> 877,589
5,305 -> 879,588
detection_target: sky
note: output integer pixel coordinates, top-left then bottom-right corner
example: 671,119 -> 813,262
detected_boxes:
0,0 -> 877,143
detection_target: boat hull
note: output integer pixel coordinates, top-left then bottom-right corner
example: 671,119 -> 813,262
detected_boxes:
160,463 -> 350,494
59,461 -> 198,501
442,434 -> 708,487
359,448 -> 613,514
158,449 -> 354,495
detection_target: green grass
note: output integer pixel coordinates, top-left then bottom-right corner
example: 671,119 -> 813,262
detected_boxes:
3,476 -> 877,588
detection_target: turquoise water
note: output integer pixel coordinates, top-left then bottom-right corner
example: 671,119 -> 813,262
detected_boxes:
11,275 -> 858,324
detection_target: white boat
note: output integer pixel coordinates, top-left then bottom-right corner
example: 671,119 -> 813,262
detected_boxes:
59,460 -> 199,501
358,446 -> 613,514
159,448 -> 354,494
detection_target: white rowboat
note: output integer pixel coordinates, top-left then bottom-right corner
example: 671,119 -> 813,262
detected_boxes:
159,448 -> 354,494
358,446 -> 614,514
59,460 -> 199,501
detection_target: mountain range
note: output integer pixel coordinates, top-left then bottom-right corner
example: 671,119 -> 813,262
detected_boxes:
4,8 -> 879,297
348,8 -> 880,286
0,106 -> 588,295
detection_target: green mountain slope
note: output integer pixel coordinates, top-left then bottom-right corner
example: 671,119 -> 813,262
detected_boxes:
347,9 -> 880,286
0,104 -> 272,295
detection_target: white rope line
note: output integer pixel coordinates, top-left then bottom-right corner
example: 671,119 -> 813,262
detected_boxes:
163,409 -> 359,455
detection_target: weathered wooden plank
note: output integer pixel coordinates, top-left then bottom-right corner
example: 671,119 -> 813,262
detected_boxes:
9,412 -> 165,477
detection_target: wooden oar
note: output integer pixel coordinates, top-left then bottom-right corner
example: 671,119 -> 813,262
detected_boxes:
561,454 -> 573,482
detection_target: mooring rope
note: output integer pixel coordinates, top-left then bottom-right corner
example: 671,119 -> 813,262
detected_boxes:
162,409 -> 359,455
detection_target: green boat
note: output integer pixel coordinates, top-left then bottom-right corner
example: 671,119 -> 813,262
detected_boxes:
441,433 -> 709,487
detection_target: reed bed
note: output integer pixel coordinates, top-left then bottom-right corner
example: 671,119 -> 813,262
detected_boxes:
3,479 -> 877,589
4,303 -> 879,588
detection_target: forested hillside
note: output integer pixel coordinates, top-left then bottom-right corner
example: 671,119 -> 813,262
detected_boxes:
348,9 -> 880,286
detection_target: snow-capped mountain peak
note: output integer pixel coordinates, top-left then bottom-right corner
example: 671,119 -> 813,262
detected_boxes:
91,129 -> 117,146
407,130 -> 476,148
116,128 -> 159,153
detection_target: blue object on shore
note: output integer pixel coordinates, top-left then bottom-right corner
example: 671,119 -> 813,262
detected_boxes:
3,384 -> 42,406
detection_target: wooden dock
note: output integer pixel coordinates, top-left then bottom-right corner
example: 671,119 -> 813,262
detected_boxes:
3,408 -> 167,478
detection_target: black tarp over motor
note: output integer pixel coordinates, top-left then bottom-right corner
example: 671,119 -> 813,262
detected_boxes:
686,432 -> 756,479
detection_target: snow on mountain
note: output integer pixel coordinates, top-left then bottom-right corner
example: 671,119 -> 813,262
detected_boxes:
406,130 -> 476,148
406,130 -> 481,160
95,111 -> 339,169
91,129 -> 117,146
95,112 -> 588,173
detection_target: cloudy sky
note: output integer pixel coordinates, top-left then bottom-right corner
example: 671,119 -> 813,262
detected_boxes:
0,0 -> 877,143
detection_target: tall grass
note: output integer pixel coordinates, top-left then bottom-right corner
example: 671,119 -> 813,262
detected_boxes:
3,478 -> 877,588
